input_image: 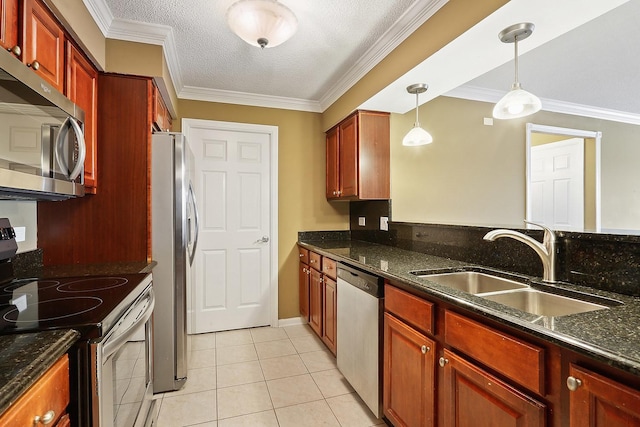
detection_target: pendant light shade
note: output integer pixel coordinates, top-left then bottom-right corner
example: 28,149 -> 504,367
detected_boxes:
493,23 -> 541,120
403,83 -> 433,146
226,0 -> 298,49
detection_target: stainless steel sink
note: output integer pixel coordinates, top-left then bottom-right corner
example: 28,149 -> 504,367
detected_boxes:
413,271 -> 529,294
482,289 -> 609,317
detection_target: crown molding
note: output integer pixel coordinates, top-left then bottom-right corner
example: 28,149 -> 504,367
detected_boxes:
82,0 -> 113,36
447,85 -> 640,126
318,0 -> 449,111
179,86 -> 323,112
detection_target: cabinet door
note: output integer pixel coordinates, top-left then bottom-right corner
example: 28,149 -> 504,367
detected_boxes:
322,276 -> 337,355
326,126 -> 339,198
66,42 -> 98,193
384,312 -> 436,427
23,0 -> 65,92
441,349 -> 546,427
568,364 -> 640,427
298,262 -> 310,321
338,114 -> 358,198
309,268 -> 323,337
0,0 -> 18,52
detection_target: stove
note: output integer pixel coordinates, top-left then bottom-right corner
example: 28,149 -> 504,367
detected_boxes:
0,218 -> 156,427
0,273 -> 153,339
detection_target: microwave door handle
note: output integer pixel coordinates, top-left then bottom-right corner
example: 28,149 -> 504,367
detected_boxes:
67,117 -> 86,181
54,117 -> 71,177
188,181 -> 199,266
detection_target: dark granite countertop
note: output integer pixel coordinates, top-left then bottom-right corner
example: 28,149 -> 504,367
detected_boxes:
299,239 -> 640,377
0,329 -> 80,414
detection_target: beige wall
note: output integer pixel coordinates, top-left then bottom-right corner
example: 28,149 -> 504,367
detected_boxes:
177,100 -> 349,319
392,96 -> 640,232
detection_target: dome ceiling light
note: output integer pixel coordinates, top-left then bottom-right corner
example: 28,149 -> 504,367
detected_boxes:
493,22 -> 542,120
403,83 -> 433,147
226,0 -> 298,49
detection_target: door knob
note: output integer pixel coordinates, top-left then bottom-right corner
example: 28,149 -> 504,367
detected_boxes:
566,376 -> 583,391
254,236 -> 269,244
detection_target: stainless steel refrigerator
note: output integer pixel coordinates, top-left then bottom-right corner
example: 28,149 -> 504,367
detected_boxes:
151,132 -> 199,393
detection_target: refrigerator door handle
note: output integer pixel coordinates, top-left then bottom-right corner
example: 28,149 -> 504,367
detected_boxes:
188,180 -> 200,266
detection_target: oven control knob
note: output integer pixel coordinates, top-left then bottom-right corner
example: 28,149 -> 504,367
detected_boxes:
34,410 -> 55,424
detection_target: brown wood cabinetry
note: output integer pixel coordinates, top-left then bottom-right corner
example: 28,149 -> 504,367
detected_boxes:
384,311 -> 436,427
152,83 -> 172,132
298,247 -> 310,321
66,42 -> 99,193
567,364 -> 640,427
38,74 -> 152,265
322,275 -> 337,354
22,0 -> 65,92
297,246 -> 337,355
441,349 -> 546,427
0,355 -> 70,426
0,0 -> 18,52
326,110 -> 390,201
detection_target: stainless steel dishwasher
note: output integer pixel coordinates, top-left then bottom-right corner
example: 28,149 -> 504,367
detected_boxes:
336,263 -> 384,418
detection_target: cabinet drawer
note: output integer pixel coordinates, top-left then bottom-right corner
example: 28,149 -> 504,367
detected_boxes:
444,310 -> 544,395
322,257 -> 337,280
384,284 -> 434,335
309,251 -> 322,270
0,355 -> 69,426
298,246 -> 309,264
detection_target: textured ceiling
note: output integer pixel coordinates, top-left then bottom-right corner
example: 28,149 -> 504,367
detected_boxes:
86,0 -> 444,111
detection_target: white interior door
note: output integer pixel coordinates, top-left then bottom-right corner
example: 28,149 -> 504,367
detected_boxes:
184,119 -> 278,333
530,138 -> 584,230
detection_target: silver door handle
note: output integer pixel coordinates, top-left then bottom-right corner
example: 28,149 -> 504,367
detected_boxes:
254,236 -> 269,244
188,181 -> 199,266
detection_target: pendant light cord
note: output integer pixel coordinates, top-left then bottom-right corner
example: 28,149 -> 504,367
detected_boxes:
513,35 -> 519,86
414,92 -> 420,127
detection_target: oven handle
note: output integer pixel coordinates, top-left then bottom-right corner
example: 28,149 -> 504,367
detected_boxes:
102,288 -> 155,360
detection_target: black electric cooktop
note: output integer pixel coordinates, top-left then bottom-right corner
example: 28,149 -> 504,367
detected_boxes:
0,273 -> 152,339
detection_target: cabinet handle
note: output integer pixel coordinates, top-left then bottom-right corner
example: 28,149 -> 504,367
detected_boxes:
337,191 -> 342,196
299,253 -> 304,258
332,191 -> 337,196
28,60 -> 40,70
421,345 -> 430,354
7,45 -> 21,56
566,376 -> 583,391
320,277 -> 324,283
438,357 -> 449,367
34,410 -> 55,425
302,267 -> 307,273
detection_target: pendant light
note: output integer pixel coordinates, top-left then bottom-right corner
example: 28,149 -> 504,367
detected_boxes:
492,23 -> 541,120
226,0 -> 298,49
403,83 -> 433,146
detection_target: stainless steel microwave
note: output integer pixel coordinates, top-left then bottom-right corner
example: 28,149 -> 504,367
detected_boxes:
0,47 -> 86,200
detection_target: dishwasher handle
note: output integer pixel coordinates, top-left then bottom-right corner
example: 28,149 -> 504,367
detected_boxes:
337,263 -> 383,298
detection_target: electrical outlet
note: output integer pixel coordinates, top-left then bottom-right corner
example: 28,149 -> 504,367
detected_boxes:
380,260 -> 389,271
380,216 -> 389,231
358,217 -> 366,226
14,227 -> 26,242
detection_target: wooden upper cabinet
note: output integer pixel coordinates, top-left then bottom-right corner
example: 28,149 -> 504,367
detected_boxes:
568,364 -> 640,427
0,0 -> 18,52
326,126 -> 339,199
22,0 -> 65,92
66,42 -> 98,193
153,84 -> 172,132
326,110 -> 390,201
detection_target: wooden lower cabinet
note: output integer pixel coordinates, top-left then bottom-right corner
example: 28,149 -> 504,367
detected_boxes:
0,355 -> 70,426
384,312 -> 436,427
322,276 -> 337,355
441,349 -> 546,427
309,267 -> 323,336
568,364 -> 640,426
299,262 -> 310,321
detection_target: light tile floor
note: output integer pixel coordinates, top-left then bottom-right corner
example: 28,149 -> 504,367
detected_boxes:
155,324 -> 387,427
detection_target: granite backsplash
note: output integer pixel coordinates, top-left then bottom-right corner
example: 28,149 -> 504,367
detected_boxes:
304,200 -> 640,297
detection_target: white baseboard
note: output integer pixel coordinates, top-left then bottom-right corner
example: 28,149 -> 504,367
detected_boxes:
277,317 -> 307,327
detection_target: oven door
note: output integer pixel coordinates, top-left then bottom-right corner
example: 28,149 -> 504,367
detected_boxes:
90,286 -> 156,427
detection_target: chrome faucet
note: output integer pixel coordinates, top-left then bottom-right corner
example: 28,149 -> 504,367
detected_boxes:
483,221 -> 557,283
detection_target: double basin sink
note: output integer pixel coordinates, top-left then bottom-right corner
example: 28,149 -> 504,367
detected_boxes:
409,270 -> 622,318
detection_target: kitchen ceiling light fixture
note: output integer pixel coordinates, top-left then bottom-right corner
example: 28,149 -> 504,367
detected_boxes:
493,22 -> 542,120
403,83 -> 433,146
226,0 -> 298,49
